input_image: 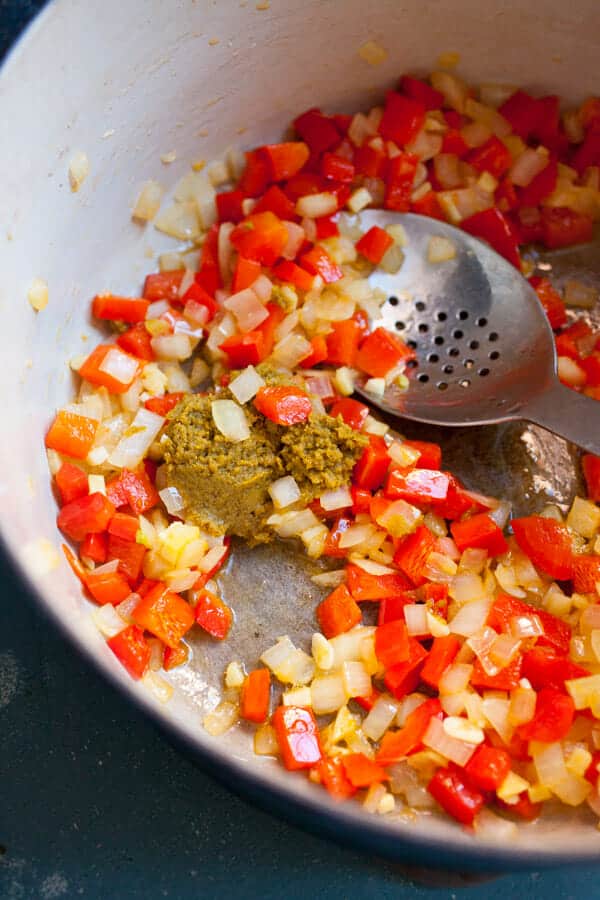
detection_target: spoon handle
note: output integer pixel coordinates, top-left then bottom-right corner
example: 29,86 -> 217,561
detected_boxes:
523,379 -> 600,456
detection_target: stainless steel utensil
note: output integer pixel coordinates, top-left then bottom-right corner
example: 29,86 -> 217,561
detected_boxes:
358,211 -> 600,454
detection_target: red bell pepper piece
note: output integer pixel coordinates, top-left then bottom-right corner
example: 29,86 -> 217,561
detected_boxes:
117,323 -> 155,361
582,454 -> 600,502
528,276 -> 567,330
572,555 -> 600,593
511,515 -> 574,580
341,753 -> 387,788
430,475 -> 476,520
143,271 -> 184,302
464,745 -> 511,792
80,531 -> 107,565
355,226 -> 394,264
273,705 -> 322,770
86,568 -> 132,605
499,90 -> 542,140
376,698 -> 443,764
580,354 -> 600,387
461,208 -> 521,269
355,326 -> 416,378
55,462 -> 88,505
220,331 -> 265,368
254,385 -> 312,425
232,257 -> 262,293
572,131 -> 600,176
299,245 -> 343,283
107,534 -> 146,584
329,398 -> 369,431
384,638 -> 428,698
354,688 -> 381,712
107,625 -> 151,680
423,582 -> 449,618
471,654 -> 523,691
450,512 -> 508,557
132,583 -> 195,649
92,295 -> 149,324
421,635 -> 460,689
230,212 -> 289,265
400,75 -> 443,111
321,152 -> 355,183
144,392 -> 184,417
283,172 -> 325,201
442,129 -> 470,157
385,468 -> 450,505
540,207 -> 593,250
374,619 -> 410,668
521,646 -> 589,691
487,593 -> 571,656
346,564 -> 411,602
585,751 -> 600,786
411,189 -> 445,220
253,185 -> 297,220
353,436 -> 390,491
238,150 -> 271,197
350,487 -> 371,515
496,177 -> 518,213
107,512 -> 139,542
354,144 -> 387,178
240,668 -> 271,723
519,158 -> 558,207
517,688 -> 575,743
259,142 -> 310,181
78,344 -> 140,394
467,136 -> 512,179
384,153 -> 420,212
193,589 -> 233,640
325,318 -> 362,367
216,189 -> 245,224
379,91 -> 426,147
393,525 -> 437,586
105,468 -> 159,516
271,260 -> 315,292
378,593 -> 416,625
181,281 -> 218,321
428,766 -> 485,825
498,793 -> 542,821
45,410 -> 98,460
323,516 -> 353,558
293,109 -> 340,154
163,642 -> 189,671
314,757 -> 357,801
57,492 -> 115,542
315,215 -> 339,239
402,439 -> 442,470
299,335 -> 328,369
316,584 -> 362,638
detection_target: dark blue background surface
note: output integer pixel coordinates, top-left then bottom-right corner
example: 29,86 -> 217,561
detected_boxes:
1,3 -> 599,896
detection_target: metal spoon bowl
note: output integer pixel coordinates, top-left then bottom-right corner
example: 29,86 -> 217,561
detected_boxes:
358,211 -> 600,455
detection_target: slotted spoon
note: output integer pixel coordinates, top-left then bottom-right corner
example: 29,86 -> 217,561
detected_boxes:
358,210 -> 600,454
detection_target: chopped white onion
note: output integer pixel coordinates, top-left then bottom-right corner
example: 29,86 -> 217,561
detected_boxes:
319,486 -> 352,512
211,399 -> 250,442
341,660 -> 371,698
449,598 -> 492,637
224,288 -> 268,332
109,408 -> 164,469
311,673 -> 347,714
92,604 -> 127,638
404,604 -> 430,636
268,475 -> 301,510
311,570 -> 346,588
510,148 -> 549,187
159,486 -> 185,515
363,697 -> 400,741
154,201 -> 201,240
423,715 -> 475,766
443,716 -> 485,745
304,374 -> 334,401
296,192 -> 338,218
98,347 -> 139,386
330,626 -> 376,668
132,180 -> 164,221
439,663 -> 473,695
272,332 -> 312,369
146,300 -> 170,319
347,556 -> 395,576
281,221 -> 306,260
228,365 -> 265,404
151,333 -> 192,361
203,701 -> 239,736
267,508 -> 319,537
427,235 -> 456,263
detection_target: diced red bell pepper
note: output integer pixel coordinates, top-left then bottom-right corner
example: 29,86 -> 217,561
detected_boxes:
193,589 -> 233,640
329,398 -> 369,431
216,189 -> 245,224
230,212 -> 289,266
393,525 -> 437,586
254,385 -> 312,425
163,642 -> 189,671
379,91 -> 426,147
467,136 -> 512,178
92,294 -> 149,324
521,646 -> 589,691
487,593 -> 571,656
354,144 -> 387,178
499,90 -> 542,140
314,757 -> 357,801
517,688 -> 575,743
240,668 -> 271,723
385,468 -> 450,505
220,331 -> 265,368
374,619 -> 410,668
464,745 -> 511,792
299,335 -> 328,369
532,95 -> 561,145
181,281 -> 218,321
376,698 -> 443,764
80,531 -> 107,565
299,245 -> 343,283
232,257 -> 262,293
378,593 -> 416,626
55,462 -> 88,505
107,625 -> 150,680
428,766 -> 485,825
580,354 -> 600,388
355,226 -> 394,264
356,326 -> 416,378
325,318 -> 362,367
430,475 -> 476,520
498,793 -> 542,821
238,149 -> 271,197
384,153 -> 420,212
353,436 -> 390,491
105,468 -> 159,516
144,392 -> 184,417
316,584 -> 362,638
323,516 -> 353,558
107,512 -> 140,542
384,638 -> 428,698
400,75 -> 444,111
471,654 -> 523,691
572,555 -> 600,593
540,207 -> 594,250
402,440 -> 442,470
411,189 -> 445,220
57,492 -> 115,542
85,568 -> 132,606
260,142 -> 310,181
78,344 -> 140,394
143,271 -> 184,302
315,215 -> 339,239
450,512 -> 508,557
106,534 -> 146,585
420,635 -> 460,689
273,704 -> 322,770
354,688 -> 381,712
271,260 -> 315,292
321,152 -> 355,183
585,751 -> 600,786
519,158 -> 558,207
582,454 -> 600,502
132,583 -> 195,649
293,108 -> 340,154
196,224 -> 222,295
350,487 -> 371,516
341,753 -> 387,788
283,172 -> 325,201
423,582 -> 449,618
496,177 -> 519,214
46,410 -> 98,460
511,515 -> 574,580
572,131 -> 600,176
442,128 -> 470,158
117,323 -> 155,361
461,208 -> 521,269
528,276 -> 567,330
346,564 -> 411,602
253,185 -> 297,221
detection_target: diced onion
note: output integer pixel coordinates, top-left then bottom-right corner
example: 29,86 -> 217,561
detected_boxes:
510,149 -> 549,187
404,604 -> 429,636
423,715 -> 475,765
473,808 -> 518,841
488,500 -> 512,530
154,201 -> 201,240
427,235 -> 456,263
281,221 -> 306,260
159,486 -> 185,516
443,716 -> 485,744
319,486 -> 352,512
348,556 -> 395,576
92,604 -> 127,638
254,723 -> 279,756
338,523 -> 377,549
99,347 -> 139,385
224,288 -> 268,332
311,673 -> 347,714
151,333 -> 192,361
132,180 -> 164,221
430,70 -> 469,112
558,356 -> 586,387
439,663 -> 473,695
28,277 -> 49,311
109,408 -> 164,469
449,598 -> 492,637
375,499 -> 422,538
296,192 -> 337,218
330,626 -> 376,668
362,697 -> 400,741
228,365 -> 265,404
268,475 -> 301,510
482,697 -> 513,744
203,701 -> 239,736
267,508 -> 319,537
211,399 -> 250,442
304,373 -> 334,401
272,332 -> 312,369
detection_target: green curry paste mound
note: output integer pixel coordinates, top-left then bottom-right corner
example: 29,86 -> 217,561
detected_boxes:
162,387 -> 368,544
